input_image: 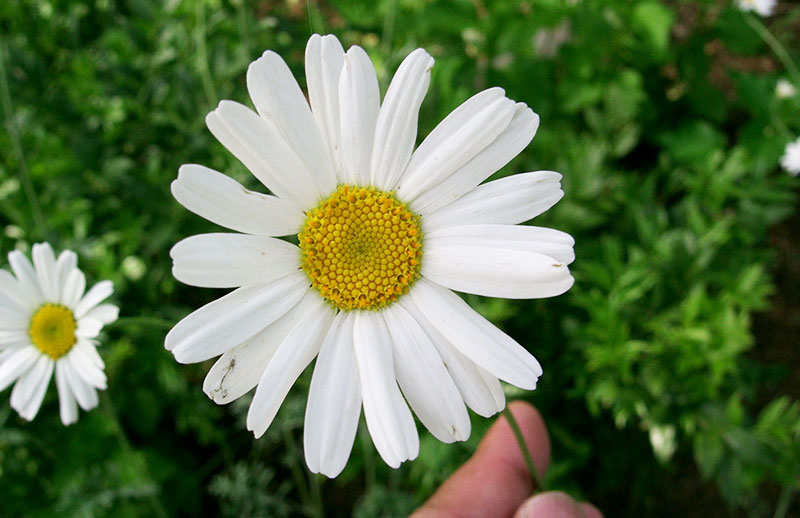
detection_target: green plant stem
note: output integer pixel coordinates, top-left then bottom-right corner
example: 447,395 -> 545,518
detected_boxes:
281,424 -> 313,512
107,316 -> 175,330
0,39 -> 47,239
308,471 -> 324,518
745,14 -> 800,87
101,393 -> 169,518
381,0 -> 398,55
359,419 -> 377,490
773,483 -> 795,518
502,406 -> 546,492
195,1 -> 219,109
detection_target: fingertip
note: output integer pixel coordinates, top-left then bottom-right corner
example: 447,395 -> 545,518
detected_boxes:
513,492 -> 583,518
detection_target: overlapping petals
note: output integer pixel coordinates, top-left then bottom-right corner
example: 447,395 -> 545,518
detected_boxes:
0,243 -> 117,425
169,33 -> 574,477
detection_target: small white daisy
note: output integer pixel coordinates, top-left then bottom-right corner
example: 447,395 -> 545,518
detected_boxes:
776,79 -> 796,99
737,0 -> 776,17
0,243 -> 117,425
780,136 -> 800,176
168,34 -> 574,477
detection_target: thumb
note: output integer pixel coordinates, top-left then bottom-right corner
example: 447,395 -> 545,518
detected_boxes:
513,492 -> 604,518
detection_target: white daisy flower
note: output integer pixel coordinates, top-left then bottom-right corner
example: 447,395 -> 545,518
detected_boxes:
168,34 -> 574,477
737,0 -> 776,17
775,79 -> 796,99
0,243 -> 117,425
780,136 -> 800,176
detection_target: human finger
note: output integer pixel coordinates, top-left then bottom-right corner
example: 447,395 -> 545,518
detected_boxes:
412,400 -> 550,518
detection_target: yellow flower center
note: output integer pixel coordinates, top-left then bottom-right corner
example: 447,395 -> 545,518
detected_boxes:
299,185 -> 423,311
29,304 -> 77,359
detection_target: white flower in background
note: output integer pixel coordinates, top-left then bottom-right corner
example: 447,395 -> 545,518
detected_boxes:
168,33 -> 574,477
0,243 -> 117,425
775,79 -> 796,99
737,0 -> 776,17
781,137 -> 800,176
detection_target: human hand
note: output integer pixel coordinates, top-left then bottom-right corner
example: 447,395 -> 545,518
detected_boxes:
412,401 -> 602,518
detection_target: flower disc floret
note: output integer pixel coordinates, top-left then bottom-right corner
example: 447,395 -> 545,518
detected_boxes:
299,185 -> 423,311
28,303 -> 77,359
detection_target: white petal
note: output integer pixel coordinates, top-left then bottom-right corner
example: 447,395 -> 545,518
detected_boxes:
206,100 -> 323,208
406,279 -> 542,389
0,346 -> 39,392
247,301 -> 334,438
410,103 -> 540,214
55,250 -> 78,287
0,304 -> 27,331
170,233 -> 300,289
32,243 -> 59,301
396,88 -> 513,202
172,164 -> 304,236
0,330 -> 28,347
55,361 -> 79,425
382,304 -> 470,443
75,317 -> 103,339
60,268 -> 86,309
422,243 -> 574,299
203,290 -> 324,404
306,34 -> 345,175
74,280 -> 113,318
426,224 -> 575,265
166,272 -> 309,364
371,49 -> 434,190
75,340 -> 105,370
424,171 -> 564,229
247,50 -> 337,195
10,354 -> 53,420
304,312 -> 361,477
66,346 -> 107,389
339,46 -> 380,184
83,304 -> 118,325
352,312 -> 418,468
62,362 -> 98,411
7,250 -> 43,303
398,297 -> 504,417
0,270 -> 36,312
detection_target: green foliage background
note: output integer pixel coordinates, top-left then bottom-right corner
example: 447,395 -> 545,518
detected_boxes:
1,0 -> 799,516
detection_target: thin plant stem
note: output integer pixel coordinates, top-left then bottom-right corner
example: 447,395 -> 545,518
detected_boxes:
309,471 -> 325,518
236,0 -> 251,58
195,1 -> 219,109
101,393 -> 169,518
359,419 -> 377,490
381,0 -> 398,55
281,423 -> 313,512
745,14 -> 800,87
107,316 -> 175,330
773,483 -> 796,518
0,39 -> 47,239
502,406 -> 546,492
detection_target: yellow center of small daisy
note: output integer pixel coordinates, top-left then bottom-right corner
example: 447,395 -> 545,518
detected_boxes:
29,303 -> 77,359
299,185 -> 423,311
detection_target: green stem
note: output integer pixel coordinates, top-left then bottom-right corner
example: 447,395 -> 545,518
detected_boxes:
773,483 -> 795,518
309,471 -> 325,518
195,1 -> 219,108
359,419 -> 377,490
502,406 -> 546,492
0,39 -> 47,239
281,423 -> 312,511
745,14 -> 800,87
107,316 -> 174,330
381,0 -> 398,55
101,393 -> 169,518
